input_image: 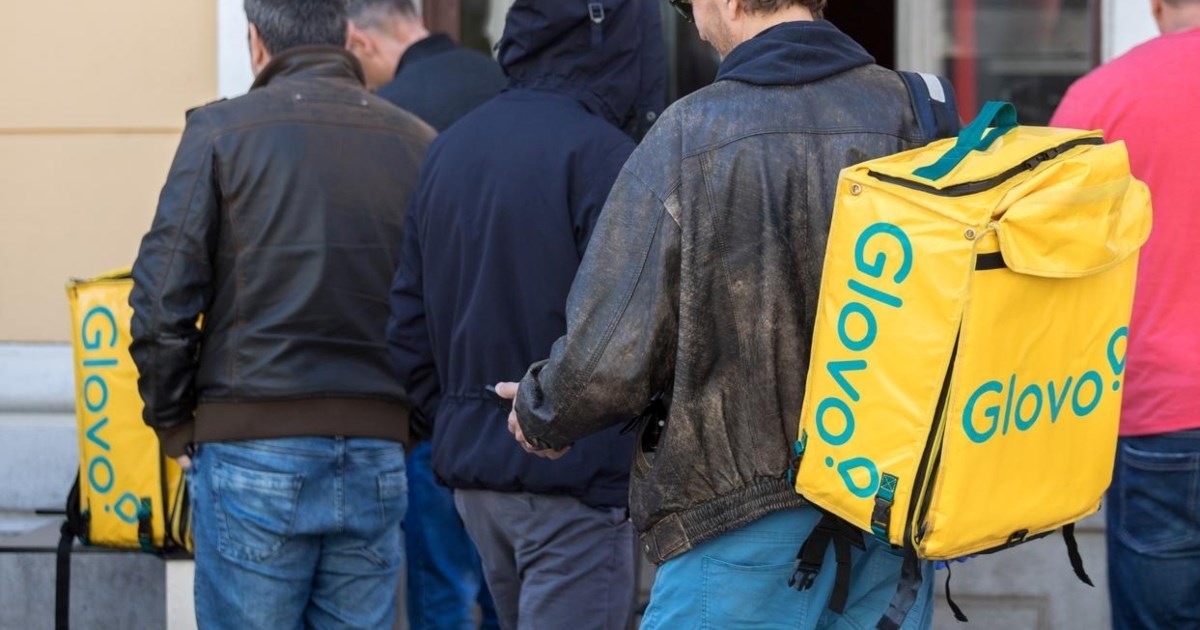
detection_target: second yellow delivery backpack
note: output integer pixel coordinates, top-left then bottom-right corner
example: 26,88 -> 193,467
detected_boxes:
57,268 -> 192,629
789,102 -> 1152,628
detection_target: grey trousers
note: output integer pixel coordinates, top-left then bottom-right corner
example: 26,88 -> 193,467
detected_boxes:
454,489 -> 636,630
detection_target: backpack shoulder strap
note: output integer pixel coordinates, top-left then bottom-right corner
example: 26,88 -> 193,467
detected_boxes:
898,71 -> 962,141
57,472 -> 83,630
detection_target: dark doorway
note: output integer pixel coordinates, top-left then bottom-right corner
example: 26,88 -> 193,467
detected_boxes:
824,2 -> 896,69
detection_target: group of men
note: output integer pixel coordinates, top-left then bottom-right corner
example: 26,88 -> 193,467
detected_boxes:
127,0 -> 1198,628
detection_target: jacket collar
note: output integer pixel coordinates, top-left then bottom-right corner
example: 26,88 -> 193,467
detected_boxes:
252,46 -> 366,90
396,34 -> 457,75
715,20 -> 874,87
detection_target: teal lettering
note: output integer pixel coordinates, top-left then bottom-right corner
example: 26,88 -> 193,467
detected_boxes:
837,302 -> 877,352
82,358 -> 118,369
83,374 -> 108,413
847,279 -> 903,309
854,223 -> 913,284
85,417 -> 111,452
1107,327 -> 1129,376
826,360 -> 867,402
816,397 -> 855,447
1072,371 -> 1103,417
837,457 -> 881,498
1015,383 -> 1043,431
81,307 -> 118,350
963,381 -> 1004,443
1047,376 -> 1073,423
1002,374 -> 1017,435
88,456 -> 114,494
113,493 -> 142,525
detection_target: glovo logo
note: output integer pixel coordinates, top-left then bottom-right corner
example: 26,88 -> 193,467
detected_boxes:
813,222 -> 913,500
961,326 -> 1128,444
79,305 -> 142,524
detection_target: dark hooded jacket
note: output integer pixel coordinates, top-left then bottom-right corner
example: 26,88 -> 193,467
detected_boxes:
513,21 -> 944,562
387,0 -> 665,508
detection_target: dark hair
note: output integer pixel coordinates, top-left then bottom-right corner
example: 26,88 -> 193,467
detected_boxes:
743,0 -> 826,18
346,0 -> 419,29
244,0 -> 349,54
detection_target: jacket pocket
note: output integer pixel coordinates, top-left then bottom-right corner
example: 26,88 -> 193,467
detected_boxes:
211,459 -> 303,564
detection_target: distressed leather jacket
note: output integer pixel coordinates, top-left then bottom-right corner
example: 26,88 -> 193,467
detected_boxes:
515,21 -> 931,563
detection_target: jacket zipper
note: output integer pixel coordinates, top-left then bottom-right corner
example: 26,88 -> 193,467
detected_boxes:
868,136 -> 1105,197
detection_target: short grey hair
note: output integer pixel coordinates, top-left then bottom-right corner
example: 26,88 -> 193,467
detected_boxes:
244,0 -> 349,54
346,0 -> 420,30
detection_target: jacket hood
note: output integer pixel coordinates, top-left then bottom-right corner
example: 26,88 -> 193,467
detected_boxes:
497,0 -> 665,132
715,20 -> 874,87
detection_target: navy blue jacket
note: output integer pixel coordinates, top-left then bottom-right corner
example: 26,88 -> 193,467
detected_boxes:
387,0 -> 665,508
376,34 -> 507,132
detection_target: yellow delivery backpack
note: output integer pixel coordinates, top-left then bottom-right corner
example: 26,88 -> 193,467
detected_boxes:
57,269 -> 192,626
789,102 -> 1152,628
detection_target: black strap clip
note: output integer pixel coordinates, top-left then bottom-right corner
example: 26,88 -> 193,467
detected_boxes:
789,514 -> 865,614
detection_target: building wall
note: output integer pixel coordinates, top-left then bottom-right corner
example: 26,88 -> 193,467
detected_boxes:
0,0 -> 1163,345
0,0 -> 217,343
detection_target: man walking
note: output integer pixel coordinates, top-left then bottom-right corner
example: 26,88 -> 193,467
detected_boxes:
347,2 -> 504,628
386,1 -> 664,628
347,0 -> 506,131
499,0 -> 938,627
1052,1 -> 1200,627
129,1 -> 433,627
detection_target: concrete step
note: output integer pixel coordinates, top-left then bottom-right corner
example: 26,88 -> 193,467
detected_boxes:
0,523 -> 182,630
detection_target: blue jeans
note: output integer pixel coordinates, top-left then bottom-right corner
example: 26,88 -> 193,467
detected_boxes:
1107,429 -> 1200,629
405,441 -> 498,629
641,507 -> 934,630
189,438 -> 407,630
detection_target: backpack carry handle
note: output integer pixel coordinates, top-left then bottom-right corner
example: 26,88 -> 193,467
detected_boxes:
913,101 -> 1018,181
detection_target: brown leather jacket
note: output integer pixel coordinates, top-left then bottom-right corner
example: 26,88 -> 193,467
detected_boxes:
130,47 -> 433,456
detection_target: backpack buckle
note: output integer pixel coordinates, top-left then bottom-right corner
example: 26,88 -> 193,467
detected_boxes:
789,557 -> 821,591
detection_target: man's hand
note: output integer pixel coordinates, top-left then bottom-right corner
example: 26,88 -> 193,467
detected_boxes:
176,455 -> 193,471
495,381 -> 571,460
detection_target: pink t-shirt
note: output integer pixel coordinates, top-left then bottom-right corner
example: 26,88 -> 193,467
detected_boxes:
1050,28 -> 1200,436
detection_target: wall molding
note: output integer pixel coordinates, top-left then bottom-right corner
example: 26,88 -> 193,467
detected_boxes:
0,344 -> 74,414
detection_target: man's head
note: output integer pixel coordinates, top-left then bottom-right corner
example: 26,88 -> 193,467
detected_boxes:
346,0 -> 430,89
245,0 -> 349,75
680,0 -> 822,57
1151,0 -> 1200,34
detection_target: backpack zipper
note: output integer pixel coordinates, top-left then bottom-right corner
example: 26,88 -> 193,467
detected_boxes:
909,334 -> 959,545
868,136 -> 1105,198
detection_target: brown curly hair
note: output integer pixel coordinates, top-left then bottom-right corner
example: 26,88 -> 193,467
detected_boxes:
742,0 -> 826,18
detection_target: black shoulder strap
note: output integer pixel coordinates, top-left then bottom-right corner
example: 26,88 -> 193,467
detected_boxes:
898,71 -> 962,142
789,512 -> 865,614
56,522 -> 73,630
56,473 -> 82,630
1063,524 -> 1095,586
876,543 -> 923,630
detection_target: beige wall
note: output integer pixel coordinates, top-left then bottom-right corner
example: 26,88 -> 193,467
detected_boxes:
0,1 -> 217,341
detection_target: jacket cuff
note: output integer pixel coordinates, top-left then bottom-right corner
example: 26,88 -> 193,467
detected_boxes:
515,362 -> 568,450
156,421 -> 195,459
